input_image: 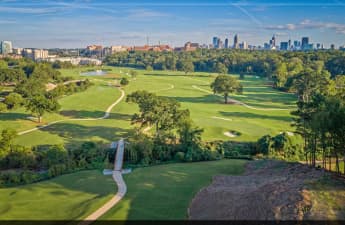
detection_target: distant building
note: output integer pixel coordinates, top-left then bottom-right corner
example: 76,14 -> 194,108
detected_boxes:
184,42 -> 199,51
340,45 -> 345,51
233,34 -> 239,49
239,41 -> 248,50
280,42 -> 289,51
212,37 -> 219,49
0,41 -> 13,54
22,48 -> 49,61
46,57 -> 102,66
269,35 -> 276,50
224,38 -> 229,48
293,40 -> 301,50
301,37 -> 309,50
131,45 -> 172,52
330,44 -> 335,50
12,48 -> 23,55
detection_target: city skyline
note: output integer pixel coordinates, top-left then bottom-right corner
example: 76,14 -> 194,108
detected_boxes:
1,0 -> 345,48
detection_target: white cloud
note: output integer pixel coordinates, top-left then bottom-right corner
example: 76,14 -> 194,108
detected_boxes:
264,20 -> 345,34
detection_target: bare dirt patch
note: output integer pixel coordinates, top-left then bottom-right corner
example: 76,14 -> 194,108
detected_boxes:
189,160 -> 343,220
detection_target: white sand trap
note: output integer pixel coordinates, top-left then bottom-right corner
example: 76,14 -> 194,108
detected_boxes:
212,116 -> 232,121
287,131 -> 294,136
224,131 -> 237,138
279,131 -> 294,136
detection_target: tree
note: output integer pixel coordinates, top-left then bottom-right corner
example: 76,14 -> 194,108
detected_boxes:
44,145 -> 68,167
120,77 -> 129,86
274,62 -> 288,88
126,90 -> 188,136
0,129 -> 17,160
179,59 -> 194,74
4,93 -> 23,110
0,60 -> 8,69
0,102 -> 7,112
177,119 -> 204,150
214,62 -> 227,74
25,94 -> 60,123
211,75 -> 243,103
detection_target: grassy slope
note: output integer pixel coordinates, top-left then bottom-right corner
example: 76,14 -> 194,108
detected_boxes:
101,159 -> 246,220
0,170 -> 116,220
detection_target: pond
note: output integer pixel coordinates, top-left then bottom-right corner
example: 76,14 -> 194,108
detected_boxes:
80,70 -> 108,76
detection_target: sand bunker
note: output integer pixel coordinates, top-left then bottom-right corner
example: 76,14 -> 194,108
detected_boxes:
224,131 -> 237,138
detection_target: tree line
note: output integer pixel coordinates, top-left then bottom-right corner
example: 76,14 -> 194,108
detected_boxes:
0,58 -> 92,122
104,49 -> 345,88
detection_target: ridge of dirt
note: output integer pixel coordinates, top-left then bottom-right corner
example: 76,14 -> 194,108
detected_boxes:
189,160 -> 339,220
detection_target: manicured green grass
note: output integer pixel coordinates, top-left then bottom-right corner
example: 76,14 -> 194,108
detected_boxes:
101,159 -> 246,220
10,67 -> 297,147
0,170 -> 116,220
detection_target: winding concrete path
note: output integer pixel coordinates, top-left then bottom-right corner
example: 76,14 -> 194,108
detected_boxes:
192,85 -> 290,111
80,139 -> 127,225
18,88 -> 125,136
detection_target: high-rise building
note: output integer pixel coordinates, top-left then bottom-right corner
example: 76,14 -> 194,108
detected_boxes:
280,42 -> 289,51
239,41 -> 248,50
301,37 -> 309,50
233,34 -> 239,49
217,38 -> 223,49
271,35 -> 276,47
0,41 -> 13,54
224,38 -> 229,49
293,40 -> 301,50
330,44 -> 335,50
212,37 -> 218,49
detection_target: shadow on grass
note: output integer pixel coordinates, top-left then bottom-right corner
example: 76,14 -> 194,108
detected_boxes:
219,111 -> 292,122
166,95 -> 220,104
0,112 -> 30,121
40,122 -> 132,144
59,110 -> 132,120
144,73 -> 210,78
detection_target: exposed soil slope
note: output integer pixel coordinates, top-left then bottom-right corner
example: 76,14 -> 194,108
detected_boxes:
189,160 -> 345,220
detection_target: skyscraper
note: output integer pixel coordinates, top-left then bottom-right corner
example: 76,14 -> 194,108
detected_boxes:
224,38 -> 229,49
280,42 -> 289,51
213,37 -> 218,48
271,35 -> 276,47
301,37 -> 309,50
233,34 -> 239,49
0,41 -> 13,54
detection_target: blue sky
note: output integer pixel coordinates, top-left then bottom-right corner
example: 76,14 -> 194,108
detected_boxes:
0,0 -> 345,48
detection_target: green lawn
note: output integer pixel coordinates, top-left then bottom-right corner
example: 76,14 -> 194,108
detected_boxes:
0,170 -> 116,220
101,159 -> 246,220
6,67 -> 297,147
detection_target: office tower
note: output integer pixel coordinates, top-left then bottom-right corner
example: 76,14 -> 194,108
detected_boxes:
271,35 -> 276,47
233,34 -> 239,49
0,41 -> 13,54
301,37 -> 309,50
280,42 -> 289,51
213,37 -> 218,48
224,38 -> 229,49
217,38 -> 223,49
288,39 -> 291,49
330,44 -> 335,50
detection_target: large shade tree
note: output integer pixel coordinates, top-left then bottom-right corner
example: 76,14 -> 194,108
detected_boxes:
25,94 -> 60,123
211,75 -> 243,103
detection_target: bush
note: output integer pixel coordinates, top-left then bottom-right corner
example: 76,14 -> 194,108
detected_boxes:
175,152 -> 185,162
120,77 -> 129,86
